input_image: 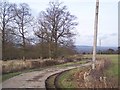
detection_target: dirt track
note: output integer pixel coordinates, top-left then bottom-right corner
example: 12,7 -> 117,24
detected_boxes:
2,63 -> 91,88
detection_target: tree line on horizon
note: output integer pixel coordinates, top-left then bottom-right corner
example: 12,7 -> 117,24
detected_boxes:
0,1 -> 78,60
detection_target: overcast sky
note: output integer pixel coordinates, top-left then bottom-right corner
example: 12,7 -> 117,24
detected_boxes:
7,0 -> 119,47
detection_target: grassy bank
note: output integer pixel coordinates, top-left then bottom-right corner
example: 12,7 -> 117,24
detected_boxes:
103,54 -> 118,86
2,72 -> 21,82
55,68 -> 80,88
54,54 -> 118,88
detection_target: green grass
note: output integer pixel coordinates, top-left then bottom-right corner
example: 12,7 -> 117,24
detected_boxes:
46,74 -> 58,88
56,68 -> 80,88
2,72 -> 21,82
104,55 -> 118,77
57,70 -> 76,88
84,54 -> 117,58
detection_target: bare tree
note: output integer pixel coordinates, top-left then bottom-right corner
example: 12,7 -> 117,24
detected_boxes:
13,3 -> 33,60
35,1 -> 78,58
0,1 -> 15,60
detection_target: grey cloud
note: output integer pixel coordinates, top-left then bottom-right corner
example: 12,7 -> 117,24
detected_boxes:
98,33 -> 117,40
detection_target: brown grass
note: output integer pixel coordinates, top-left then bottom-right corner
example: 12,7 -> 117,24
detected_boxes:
2,59 -> 63,74
74,58 -> 118,88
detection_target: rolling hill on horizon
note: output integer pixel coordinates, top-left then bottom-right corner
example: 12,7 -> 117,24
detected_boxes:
75,45 -> 118,53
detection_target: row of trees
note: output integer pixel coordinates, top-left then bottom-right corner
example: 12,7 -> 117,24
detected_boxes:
97,48 -> 118,54
82,48 -> 118,55
0,1 -> 78,60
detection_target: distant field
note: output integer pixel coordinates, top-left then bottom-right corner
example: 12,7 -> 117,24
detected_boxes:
83,54 -> 118,58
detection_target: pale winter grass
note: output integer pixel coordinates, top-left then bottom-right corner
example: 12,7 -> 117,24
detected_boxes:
2,60 -> 32,73
0,60 -> 2,84
0,60 -> 2,74
2,59 -> 63,74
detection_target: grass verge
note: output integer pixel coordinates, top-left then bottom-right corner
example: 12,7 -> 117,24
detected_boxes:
2,72 -> 21,82
45,74 -> 58,88
55,68 -> 82,88
103,55 -> 118,87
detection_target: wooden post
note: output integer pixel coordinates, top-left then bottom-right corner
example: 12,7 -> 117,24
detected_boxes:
92,0 -> 99,69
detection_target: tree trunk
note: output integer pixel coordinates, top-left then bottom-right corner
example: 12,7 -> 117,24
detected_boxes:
54,39 -> 58,58
54,28 -> 58,59
22,34 -> 26,61
22,22 -> 26,60
41,34 -> 43,59
48,41 -> 51,59
2,20 -> 5,60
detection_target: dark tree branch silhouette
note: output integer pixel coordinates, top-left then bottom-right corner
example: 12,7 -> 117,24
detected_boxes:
35,1 -> 78,58
0,1 -> 15,60
13,3 -> 33,60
